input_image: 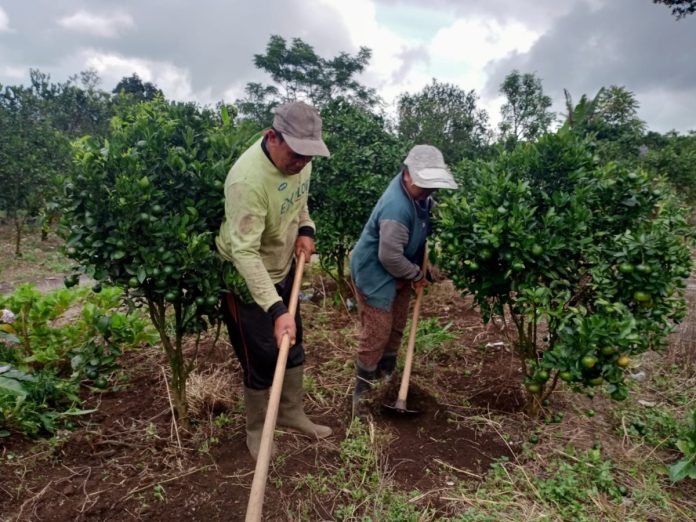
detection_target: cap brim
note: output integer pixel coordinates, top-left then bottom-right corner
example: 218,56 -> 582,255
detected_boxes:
412,168 -> 458,189
284,135 -> 331,158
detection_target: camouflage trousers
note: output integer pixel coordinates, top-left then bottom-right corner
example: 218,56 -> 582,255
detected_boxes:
353,279 -> 412,371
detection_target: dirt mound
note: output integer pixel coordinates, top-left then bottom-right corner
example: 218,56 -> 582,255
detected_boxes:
354,379 -> 514,491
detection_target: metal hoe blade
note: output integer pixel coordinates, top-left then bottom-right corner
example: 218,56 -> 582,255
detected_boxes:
382,397 -> 420,415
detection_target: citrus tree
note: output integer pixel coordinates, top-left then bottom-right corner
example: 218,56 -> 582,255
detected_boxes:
310,98 -> 407,295
434,130 -> 693,417
396,79 -> 491,164
0,83 -> 70,256
61,98 -> 256,427
640,131 -> 696,205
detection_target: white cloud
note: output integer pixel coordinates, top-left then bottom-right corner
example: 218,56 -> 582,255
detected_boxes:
58,10 -> 134,38
80,50 -> 213,104
316,0 -> 413,80
315,0 -> 434,110
1,65 -> 25,79
0,6 -> 11,32
429,18 -> 539,90
315,0 -> 540,122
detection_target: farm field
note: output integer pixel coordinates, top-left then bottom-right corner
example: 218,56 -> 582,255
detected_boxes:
1,225 -> 695,522
2,5 -> 696,521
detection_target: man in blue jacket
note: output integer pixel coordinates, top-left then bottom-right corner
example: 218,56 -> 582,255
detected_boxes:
349,144 -> 458,416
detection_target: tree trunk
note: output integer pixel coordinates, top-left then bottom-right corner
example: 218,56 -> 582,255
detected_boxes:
14,217 -> 22,257
40,214 -> 51,241
526,389 -> 543,418
147,297 -> 190,430
336,251 -> 349,298
168,342 -> 189,430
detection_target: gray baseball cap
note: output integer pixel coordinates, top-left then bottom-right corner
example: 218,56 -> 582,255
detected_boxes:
403,145 -> 457,189
272,101 -> 330,157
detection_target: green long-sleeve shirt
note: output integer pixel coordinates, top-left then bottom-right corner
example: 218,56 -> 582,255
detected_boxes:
215,137 -> 314,311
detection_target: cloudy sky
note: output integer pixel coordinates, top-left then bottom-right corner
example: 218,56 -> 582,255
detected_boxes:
0,0 -> 694,133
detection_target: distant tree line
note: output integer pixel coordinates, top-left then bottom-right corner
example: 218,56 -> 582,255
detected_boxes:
2,34 -> 692,425
1,34 -> 695,264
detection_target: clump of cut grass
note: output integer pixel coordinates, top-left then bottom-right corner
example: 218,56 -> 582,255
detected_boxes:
186,367 -> 238,420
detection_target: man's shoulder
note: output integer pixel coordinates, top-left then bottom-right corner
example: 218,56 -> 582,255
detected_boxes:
228,140 -> 274,186
375,179 -> 411,222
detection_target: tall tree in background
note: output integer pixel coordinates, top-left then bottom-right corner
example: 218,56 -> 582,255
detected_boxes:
499,70 -> 554,145
112,73 -> 163,102
653,0 -> 696,18
563,85 -> 646,161
310,98 -> 407,294
55,70 -> 113,138
29,69 -> 112,139
641,131 -> 696,204
0,84 -> 69,255
236,35 -> 377,126
396,80 -> 491,164
235,83 -> 280,129
20,69 -> 114,239
594,86 -> 646,139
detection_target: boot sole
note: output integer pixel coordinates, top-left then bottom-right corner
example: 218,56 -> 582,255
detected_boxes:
277,424 -> 332,439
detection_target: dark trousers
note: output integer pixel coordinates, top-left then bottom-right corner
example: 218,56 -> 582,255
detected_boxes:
222,268 -> 305,390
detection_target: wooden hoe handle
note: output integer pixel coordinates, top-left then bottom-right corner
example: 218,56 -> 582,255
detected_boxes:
245,253 -> 306,522
394,243 -> 428,410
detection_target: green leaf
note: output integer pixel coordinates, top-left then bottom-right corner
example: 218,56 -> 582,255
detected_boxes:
0,366 -> 35,382
669,457 -> 696,482
0,331 -> 20,344
0,375 -> 28,397
220,105 -> 230,125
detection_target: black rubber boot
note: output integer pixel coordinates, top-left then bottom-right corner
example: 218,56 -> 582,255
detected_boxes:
352,366 -> 377,419
377,353 -> 397,380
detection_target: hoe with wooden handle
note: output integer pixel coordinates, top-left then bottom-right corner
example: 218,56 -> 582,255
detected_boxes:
383,244 -> 428,415
245,252 -> 306,522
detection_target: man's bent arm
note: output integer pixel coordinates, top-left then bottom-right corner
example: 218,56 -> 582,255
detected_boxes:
219,182 -> 283,311
377,220 -> 423,281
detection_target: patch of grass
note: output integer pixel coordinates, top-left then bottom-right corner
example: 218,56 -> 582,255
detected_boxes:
41,251 -> 73,274
0,225 -> 71,289
413,317 -> 456,355
614,405 -> 682,448
535,446 -> 623,520
302,373 -> 330,407
609,356 -> 696,450
445,446 -> 684,522
289,420 -> 437,521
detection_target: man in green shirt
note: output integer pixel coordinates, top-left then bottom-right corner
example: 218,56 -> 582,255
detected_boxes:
216,101 -> 332,460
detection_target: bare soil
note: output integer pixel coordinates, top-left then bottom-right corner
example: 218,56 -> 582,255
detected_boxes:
0,224 -> 74,294
2,238 -> 695,521
0,272 -> 530,521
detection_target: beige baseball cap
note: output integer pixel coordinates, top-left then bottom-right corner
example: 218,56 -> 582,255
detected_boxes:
404,144 -> 457,189
272,101 -> 331,157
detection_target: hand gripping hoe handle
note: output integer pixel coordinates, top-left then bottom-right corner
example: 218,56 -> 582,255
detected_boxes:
246,253 -> 306,522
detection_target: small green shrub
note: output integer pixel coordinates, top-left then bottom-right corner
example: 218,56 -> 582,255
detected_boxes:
0,284 -> 155,436
669,410 -> 696,482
